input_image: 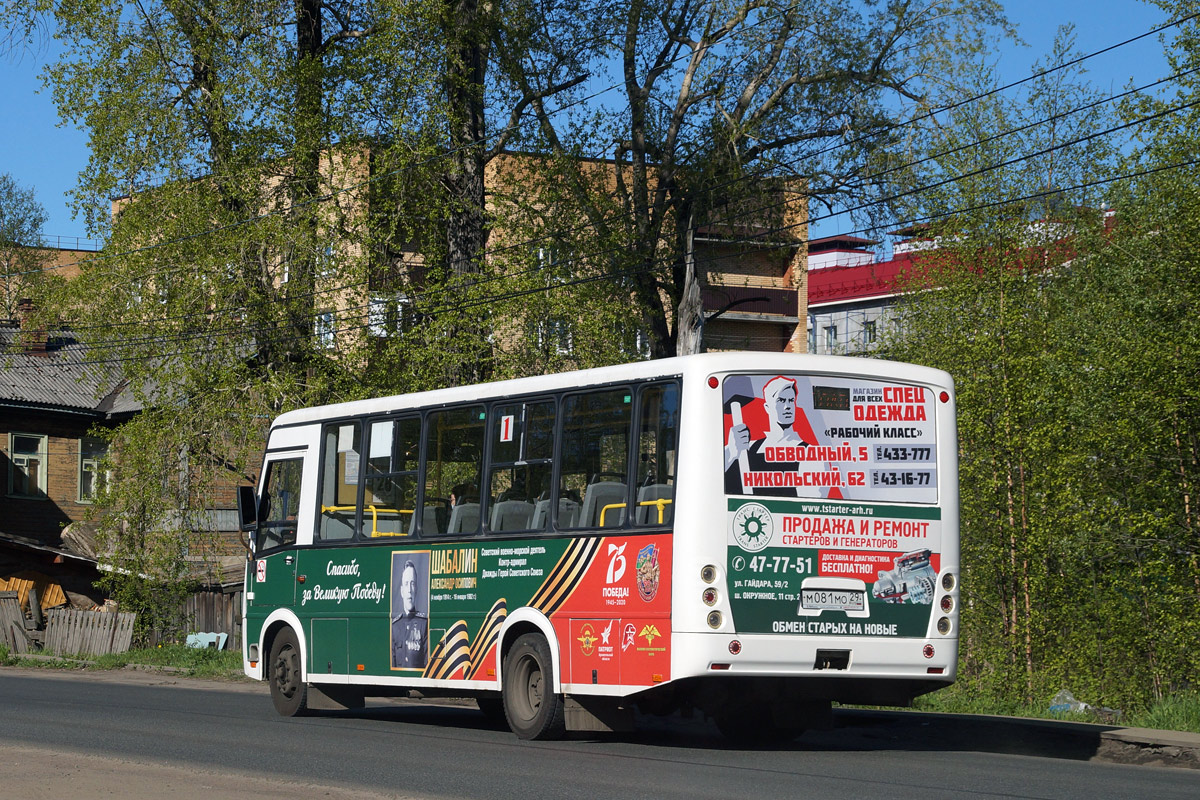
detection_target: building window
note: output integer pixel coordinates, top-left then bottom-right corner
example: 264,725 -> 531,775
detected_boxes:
368,293 -> 414,338
368,296 -> 388,337
79,437 -> 108,503
862,320 -> 877,345
315,310 -> 336,348
824,325 -> 838,351
537,318 -> 573,356
9,433 -> 48,498
318,243 -> 338,280
634,330 -> 652,359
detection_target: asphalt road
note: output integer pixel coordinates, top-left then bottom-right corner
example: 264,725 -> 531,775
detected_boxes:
0,668 -> 1194,799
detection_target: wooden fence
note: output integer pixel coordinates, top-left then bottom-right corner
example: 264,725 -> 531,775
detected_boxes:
183,588 -> 242,650
0,591 -> 31,653
44,608 -> 135,657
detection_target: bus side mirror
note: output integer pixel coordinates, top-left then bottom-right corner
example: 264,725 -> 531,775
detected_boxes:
238,485 -> 259,531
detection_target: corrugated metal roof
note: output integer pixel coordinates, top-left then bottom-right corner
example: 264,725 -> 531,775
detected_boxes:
0,325 -> 142,417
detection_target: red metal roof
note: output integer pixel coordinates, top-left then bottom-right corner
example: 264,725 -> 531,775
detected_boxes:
807,252 -> 917,306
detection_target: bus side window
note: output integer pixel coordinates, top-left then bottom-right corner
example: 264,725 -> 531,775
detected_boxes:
259,457 -> 304,551
318,422 -> 361,541
422,405 -> 485,535
634,381 -> 679,526
489,399 -> 554,532
560,388 -> 632,529
364,416 -> 421,538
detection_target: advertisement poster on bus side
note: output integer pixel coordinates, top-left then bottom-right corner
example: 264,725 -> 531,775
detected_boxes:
279,534 -> 671,686
725,497 -> 941,637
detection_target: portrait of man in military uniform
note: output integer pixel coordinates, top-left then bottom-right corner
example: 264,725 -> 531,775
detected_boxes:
391,553 -> 428,669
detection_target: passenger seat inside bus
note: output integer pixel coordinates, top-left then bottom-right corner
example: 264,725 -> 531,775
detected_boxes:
490,500 -> 534,531
531,493 -> 581,529
636,483 -> 674,525
580,479 -> 627,527
448,502 -> 481,534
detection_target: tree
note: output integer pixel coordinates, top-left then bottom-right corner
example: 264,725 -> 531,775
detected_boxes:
0,172 -> 49,318
885,25 -> 1200,711
495,0 -> 1012,357
0,0 -> 455,637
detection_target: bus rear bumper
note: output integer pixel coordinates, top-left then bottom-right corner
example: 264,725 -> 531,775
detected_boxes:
670,631 -> 957,699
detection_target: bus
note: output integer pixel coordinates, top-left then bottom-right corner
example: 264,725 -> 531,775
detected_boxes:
238,352 -> 959,741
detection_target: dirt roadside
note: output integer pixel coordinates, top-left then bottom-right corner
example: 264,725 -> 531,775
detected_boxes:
1,743 -> 433,800
0,668 -> 438,800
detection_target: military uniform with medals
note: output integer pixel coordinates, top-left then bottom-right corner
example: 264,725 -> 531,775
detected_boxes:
392,611 -> 427,668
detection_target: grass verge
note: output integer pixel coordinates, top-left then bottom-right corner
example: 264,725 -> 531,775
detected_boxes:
912,685 -> 1200,734
92,644 -> 244,678
0,642 -> 244,679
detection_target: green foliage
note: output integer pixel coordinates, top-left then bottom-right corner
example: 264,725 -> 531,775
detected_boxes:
0,172 -> 50,317
886,27 -> 1200,713
1133,692 -> 1200,734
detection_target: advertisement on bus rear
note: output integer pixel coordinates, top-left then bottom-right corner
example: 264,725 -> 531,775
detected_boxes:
722,374 -> 942,637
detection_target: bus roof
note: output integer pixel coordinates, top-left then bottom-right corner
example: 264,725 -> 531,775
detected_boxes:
270,352 -> 952,429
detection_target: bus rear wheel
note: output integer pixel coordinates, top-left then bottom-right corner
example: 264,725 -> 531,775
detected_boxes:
502,633 -> 565,740
268,627 -> 309,717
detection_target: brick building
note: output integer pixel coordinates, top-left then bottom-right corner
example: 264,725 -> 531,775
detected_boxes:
0,306 -> 140,609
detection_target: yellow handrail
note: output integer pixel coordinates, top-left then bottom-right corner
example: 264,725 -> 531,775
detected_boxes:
598,498 -> 673,526
368,505 -> 411,538
320,504 -> 411,537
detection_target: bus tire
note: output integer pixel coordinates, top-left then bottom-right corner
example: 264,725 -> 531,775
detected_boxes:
268,627 -> 309,717
502,633 -> 565,740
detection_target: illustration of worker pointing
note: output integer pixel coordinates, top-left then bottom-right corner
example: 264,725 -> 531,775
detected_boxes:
724,375 -> 808,496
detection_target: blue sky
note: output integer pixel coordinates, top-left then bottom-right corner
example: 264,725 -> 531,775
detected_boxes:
0,1 -> 1174,244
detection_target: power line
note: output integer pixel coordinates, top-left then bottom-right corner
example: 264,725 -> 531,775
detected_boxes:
16,71 -> 1200,363
14,147 -> 1200,373
29,54 -> 1196,348
16,7 -> 1196,288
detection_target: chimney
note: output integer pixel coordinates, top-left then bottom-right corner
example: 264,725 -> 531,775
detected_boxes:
16,298 -> 49,356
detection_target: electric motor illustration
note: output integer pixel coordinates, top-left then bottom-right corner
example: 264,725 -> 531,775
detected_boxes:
872,549 -> 936,605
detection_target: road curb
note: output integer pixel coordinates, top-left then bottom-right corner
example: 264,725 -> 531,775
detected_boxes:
837,708 -> 1200,770
1096,727 -> 1200,769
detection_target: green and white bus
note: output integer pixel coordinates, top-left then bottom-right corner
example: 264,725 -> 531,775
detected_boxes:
239,352 -> 959,740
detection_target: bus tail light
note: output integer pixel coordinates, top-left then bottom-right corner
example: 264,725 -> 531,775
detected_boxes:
700,565 -> 717,583
936,617 -> 952,635
923,644 -> 935,659
940,595 -> 954,613
728,640 -> 742,655
941,572 -> 956,591
702,588 -> 718,606
707,611 -> 723,629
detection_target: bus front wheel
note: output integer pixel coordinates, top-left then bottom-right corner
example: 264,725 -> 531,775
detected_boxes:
502,633 -> 565,740
268,627 -> 309,717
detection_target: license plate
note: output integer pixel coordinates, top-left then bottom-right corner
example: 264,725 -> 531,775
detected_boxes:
800,589 -> 865,612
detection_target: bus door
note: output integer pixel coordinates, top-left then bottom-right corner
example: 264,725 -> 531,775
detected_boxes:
249,453 -> 306,612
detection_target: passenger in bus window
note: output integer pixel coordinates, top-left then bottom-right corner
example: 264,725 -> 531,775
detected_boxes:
450,483 -> 476,507
724,376 -> 808,496
391,558 -> 427,669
